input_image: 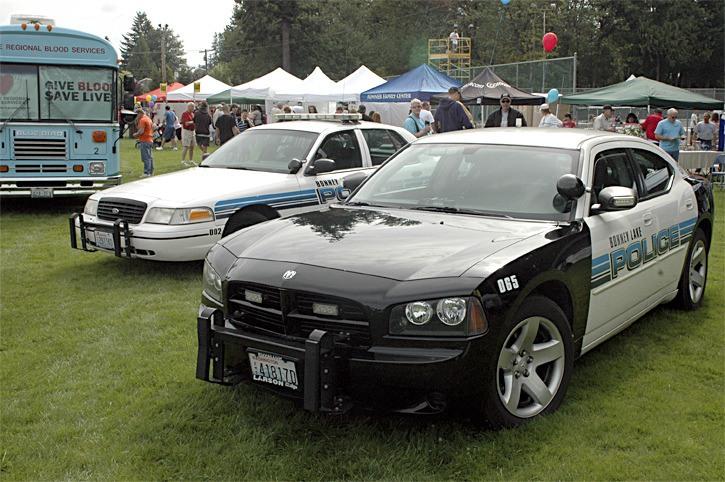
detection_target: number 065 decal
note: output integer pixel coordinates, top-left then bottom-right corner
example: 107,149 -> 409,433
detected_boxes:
497,275 -> 519,293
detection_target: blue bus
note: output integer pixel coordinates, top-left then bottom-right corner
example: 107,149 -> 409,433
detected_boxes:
0,22 -> 122,198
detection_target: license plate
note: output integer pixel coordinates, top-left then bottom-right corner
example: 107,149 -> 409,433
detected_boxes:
30,187 -> 53,198
95,231 -> 115,250
248,351 -> 299,391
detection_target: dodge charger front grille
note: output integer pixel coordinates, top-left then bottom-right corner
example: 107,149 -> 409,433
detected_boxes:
97,197 -> 147,224
228,281 -> 370,347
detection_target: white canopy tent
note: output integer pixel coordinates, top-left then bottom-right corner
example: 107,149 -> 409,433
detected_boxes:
207,68 -> 302,104
270,66 -> 338,103
166,75 -> 231,102
333,65 -> 386,103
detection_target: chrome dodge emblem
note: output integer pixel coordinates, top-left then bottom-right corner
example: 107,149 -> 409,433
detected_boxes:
111,208 -> 120,214
282,270 -> 296,280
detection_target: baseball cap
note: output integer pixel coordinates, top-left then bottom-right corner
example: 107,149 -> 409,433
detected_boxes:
500,93 -> 512,101
540,103 -> 550,110
135,106 -> 145,114
603,104 -> 613,110
448,86 -> 460,94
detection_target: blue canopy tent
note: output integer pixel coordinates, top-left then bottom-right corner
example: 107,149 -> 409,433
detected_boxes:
360,64 -> 461,125
360,64 -> 462,102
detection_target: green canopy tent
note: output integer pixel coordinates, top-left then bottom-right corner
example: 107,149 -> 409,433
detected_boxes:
561,76 -> 723,110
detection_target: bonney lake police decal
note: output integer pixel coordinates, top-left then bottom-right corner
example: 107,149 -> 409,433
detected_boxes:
591,218 -> 696,289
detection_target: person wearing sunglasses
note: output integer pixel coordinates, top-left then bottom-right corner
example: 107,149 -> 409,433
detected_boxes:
484,93 -> 528,128
655,108 -> 686,161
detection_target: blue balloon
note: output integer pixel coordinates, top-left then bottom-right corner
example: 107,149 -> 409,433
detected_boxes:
501,0 -> 511,4
547,88 -> 559,103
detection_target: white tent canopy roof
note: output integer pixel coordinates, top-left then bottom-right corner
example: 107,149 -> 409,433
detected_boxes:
270,66 -> 338,102
333,65 -> 386,102
218,68 -> 303,103
166,75 -> 231,102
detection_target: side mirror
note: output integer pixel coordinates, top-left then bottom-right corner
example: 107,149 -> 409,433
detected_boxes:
123,75 -> 135,92
556,174 -> 586,200
288,158 -> 303,174
592,186 -> 638,213
342,171 -> 368,192
304,158 -> 336,175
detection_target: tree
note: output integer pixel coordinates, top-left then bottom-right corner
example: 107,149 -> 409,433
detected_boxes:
119,12 -> 190,89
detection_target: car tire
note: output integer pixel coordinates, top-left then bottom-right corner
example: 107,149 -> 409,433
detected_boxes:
481,296 -> 574,429
222,210 -> 270,237
673,228 -> 708,311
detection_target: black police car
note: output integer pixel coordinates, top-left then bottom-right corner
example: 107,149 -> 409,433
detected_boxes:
196,128 -> 713,428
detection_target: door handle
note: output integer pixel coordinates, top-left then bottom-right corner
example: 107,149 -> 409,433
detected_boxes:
643,213 -> 653,226
685,199 -> 694,210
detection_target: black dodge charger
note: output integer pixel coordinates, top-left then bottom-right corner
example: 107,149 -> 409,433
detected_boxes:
196,128 -> 713,428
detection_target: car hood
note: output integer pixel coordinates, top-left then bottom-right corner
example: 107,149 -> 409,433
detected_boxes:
220,206 -> 553,281
96,167 -> 293,205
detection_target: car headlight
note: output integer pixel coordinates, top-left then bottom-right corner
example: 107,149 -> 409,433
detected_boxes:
88,161 -> 106,175
389,297 -> 488,337
202,258 -> 223,304
84,198 -> 98,216
145,207 -> 215,225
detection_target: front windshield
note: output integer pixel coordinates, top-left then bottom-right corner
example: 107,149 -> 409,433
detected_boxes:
202,129 -> 318,173
349,143 -> 579,221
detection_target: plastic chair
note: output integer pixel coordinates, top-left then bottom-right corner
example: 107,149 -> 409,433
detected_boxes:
711,154 -> 725,190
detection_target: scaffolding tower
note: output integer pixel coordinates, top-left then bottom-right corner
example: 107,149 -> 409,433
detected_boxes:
428,37 -> 472,82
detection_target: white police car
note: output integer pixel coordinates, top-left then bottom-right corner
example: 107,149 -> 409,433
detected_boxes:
196,128 -> 714,427
70,115 -> 415,261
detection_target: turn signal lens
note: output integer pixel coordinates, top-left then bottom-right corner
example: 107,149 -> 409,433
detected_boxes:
0,165 -> 8,173
92,131 -> 107,142
73,165 -> 84,172
467,298 -> 488,335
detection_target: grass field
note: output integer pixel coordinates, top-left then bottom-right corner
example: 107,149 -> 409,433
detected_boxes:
1,139 -> 723,480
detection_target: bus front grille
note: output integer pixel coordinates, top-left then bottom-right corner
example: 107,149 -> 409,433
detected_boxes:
13,139 -> 67,159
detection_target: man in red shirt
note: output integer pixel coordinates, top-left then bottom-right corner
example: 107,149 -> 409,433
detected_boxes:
132,107 -> 155,177
180,102 -> 196,166
641,108 -> 663,145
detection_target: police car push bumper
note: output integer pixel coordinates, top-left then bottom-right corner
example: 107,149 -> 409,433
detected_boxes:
196,307 -> 467,414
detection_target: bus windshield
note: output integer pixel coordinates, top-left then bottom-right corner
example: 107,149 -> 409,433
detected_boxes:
0,64 -> 115,122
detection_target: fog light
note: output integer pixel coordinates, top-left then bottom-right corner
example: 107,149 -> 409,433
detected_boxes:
313,302 -> 339,317
245,290 -> 263,304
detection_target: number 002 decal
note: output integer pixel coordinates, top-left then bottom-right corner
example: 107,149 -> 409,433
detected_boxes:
496,275 -> 519,293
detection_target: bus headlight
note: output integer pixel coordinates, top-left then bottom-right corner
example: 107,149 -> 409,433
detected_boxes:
146,207 -> 215,225
88,162 -> 106,175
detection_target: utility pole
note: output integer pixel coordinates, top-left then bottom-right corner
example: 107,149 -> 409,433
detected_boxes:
158,24 -> 168,84
203,49 -> 208,73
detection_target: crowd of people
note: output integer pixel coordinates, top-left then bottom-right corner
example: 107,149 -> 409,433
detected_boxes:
131,93 -> 721,176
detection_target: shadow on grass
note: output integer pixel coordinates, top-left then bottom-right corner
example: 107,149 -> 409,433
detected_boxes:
1,196 -> 88,215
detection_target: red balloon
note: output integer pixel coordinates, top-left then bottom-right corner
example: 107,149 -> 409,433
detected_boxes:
542,32 -> 558,52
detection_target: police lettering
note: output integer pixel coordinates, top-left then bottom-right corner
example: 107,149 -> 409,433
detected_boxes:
610,225 -> 680,278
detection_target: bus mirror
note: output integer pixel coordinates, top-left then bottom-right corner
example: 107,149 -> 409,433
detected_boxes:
123,75 -> 135,92
123,93 -> 135,110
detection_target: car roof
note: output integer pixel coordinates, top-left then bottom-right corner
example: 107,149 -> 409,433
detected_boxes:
253,120 -> 408,135
412,127 -> 650,150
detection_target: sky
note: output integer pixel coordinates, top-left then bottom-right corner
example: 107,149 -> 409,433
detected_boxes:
1,0 -> 236,67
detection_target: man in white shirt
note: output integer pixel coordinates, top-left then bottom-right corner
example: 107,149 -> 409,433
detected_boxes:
690,109 -> 699,145
593,105 -> 616,131
539,104 -> 563,128
694,112 -> 717,150
419,101 -> 435,134
449,28 -> 459,52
